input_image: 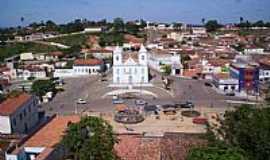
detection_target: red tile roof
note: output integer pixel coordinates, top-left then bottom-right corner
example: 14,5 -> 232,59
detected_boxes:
74,59 -> 103,66
0,93 -> 32,116
24,115 -> 80,148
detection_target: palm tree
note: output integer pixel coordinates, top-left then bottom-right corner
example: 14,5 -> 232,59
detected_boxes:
240,17 -> 244,23
20,17 -> 25,26
201,18 -> 206,25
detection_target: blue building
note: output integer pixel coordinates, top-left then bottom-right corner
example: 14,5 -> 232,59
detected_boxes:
230,63 -> 259,94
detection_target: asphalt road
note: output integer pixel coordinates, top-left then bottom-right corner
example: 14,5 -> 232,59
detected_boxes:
41,74 -> 247,115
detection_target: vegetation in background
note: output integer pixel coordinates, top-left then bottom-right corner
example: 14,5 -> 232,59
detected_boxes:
46,33 -> 97,47
161,64 -> 172,76
205,20 -> 222,32
62,116 -> 117,160
0,42 -> 58,61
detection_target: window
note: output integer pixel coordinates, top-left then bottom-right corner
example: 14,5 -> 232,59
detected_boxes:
28,105 -> 31,113
141,76 -> 144,82
116,56 -> 119,61
129,68 -> 132,73
117,77 -> 120,83
141,55 -> 145,60
128,76 -> 133,83
19,113 -> 23,120
117,69 -> 120,74
23,109 -> 26,117
13,118 -> 16,126
231,86 -> 235,90
134,68 -> 137,74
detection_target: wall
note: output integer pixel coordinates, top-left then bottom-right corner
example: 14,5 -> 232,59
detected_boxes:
9,96 -> 39,134
0,116 -> 11,134
113,65 -> 148,85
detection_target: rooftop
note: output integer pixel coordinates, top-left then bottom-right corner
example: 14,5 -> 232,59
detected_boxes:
24,115 -> 80,148
0,93 -> 32,116
74,59 -> 103,66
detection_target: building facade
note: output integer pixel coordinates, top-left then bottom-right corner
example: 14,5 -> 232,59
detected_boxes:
112,45 -> 149,87
0,93 -> 39,134
230,63 -> 259,93
213,73 -> 239,93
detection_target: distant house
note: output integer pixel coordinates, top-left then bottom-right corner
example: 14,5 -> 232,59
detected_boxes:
230,62 -> 259,94
123,35 -> 144,49
244,46 -> 264,54
20,53 -> 34,61
54,59 -> 105,78
0,93 -> 39,134
73,59 -> 103,75
258,58 -> 270,82
5,115 -> 80,160
213,73 -> 239,93
46,51 -> 64,61
85,49 -> 113,59
191,27 -> 207,36
83,27 -> 103,33
148,50 -> 183,76
17,66 -> 47,80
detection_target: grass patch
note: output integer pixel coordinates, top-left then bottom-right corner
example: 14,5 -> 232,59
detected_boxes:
0,42 -> 59,61
46,33 -> 99,47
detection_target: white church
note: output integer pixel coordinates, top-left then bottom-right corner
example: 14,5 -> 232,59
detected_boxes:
112,45 -> 150,87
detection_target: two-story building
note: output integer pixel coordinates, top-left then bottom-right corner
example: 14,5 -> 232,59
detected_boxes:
0,93 -> 39,134
230,63 -> 259,94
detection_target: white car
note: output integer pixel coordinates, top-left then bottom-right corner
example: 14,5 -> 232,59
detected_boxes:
77,99 -> 87,104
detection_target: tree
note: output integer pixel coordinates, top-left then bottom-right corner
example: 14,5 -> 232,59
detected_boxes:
31,79 -> 55,100
220,105 -> 270,160
205,20 -> 222,32
240,17 -> 244,24
113,17 -> 125,33
161,64 -> 172,76
62,116 -> 117,160
187,146 -> 247,160
201,18 -> 206,25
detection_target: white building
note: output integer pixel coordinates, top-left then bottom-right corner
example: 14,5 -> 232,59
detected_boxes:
83,27 -> 103,33
259,59 -> 270,82
192,27 -> 207,35
0,93 -> 39,134
112,45 -> 149,87
16,66 -> 47,80
167,32 -> 183,42
73,59 -> 103,75
244,47 -> 264,54
148,50 -> 183,76
53,59 -> 104,78
213,73 -> 239,93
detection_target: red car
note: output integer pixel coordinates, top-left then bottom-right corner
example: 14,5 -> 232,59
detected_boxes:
193,117 -> 208,125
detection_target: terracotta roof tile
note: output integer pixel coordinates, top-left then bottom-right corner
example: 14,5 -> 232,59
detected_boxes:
0,93 -> 32,116
24,115 -> 80,148
74,59 -> 103,66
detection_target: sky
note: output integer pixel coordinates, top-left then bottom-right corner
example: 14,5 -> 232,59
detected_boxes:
0,0 -> 270,27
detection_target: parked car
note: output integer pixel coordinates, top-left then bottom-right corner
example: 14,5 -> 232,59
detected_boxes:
204,82 -> 212,87
77,98 -> 87,104
112,99 -> 125,104
193,117 -> 208,125
175,101 -> 194,109
226,92 -> 235,96
135,99 -> 147,106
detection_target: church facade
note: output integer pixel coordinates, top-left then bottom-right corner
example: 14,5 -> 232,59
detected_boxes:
112,45 -> 149,87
